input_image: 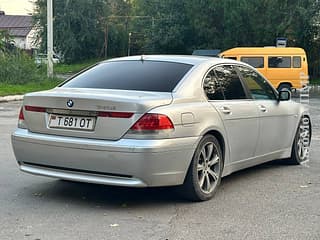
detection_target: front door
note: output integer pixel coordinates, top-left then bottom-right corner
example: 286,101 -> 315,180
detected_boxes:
237,65 -> 297,156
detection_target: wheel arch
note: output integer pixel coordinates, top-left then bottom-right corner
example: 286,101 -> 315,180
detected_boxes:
203,129 -> 226,165
277,82 -> 292,90
183,128 -> 227,183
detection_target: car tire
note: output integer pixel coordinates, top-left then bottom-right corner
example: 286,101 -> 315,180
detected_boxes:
278,83 -> 292,92
287,116 -> 311,165
180,134 -> 223,201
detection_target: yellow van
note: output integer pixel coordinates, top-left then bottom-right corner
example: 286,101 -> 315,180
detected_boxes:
219,47 -> 308,91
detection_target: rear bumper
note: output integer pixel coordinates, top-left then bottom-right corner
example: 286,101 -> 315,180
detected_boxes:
12,129 -> 199,187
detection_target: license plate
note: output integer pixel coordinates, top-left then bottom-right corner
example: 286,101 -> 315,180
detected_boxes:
49,114 -> 96,131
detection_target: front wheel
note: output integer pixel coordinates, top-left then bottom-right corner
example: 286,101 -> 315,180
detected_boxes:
287,116 -> 311,164
180,135 -> 223,201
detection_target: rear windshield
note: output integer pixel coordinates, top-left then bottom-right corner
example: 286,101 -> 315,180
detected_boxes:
61,60 -> 193,92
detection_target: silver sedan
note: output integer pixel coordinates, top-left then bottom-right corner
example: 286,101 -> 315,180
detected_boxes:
11,55 -> 311,201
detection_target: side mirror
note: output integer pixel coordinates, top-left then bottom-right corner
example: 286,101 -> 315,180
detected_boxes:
278,90 -> 291,101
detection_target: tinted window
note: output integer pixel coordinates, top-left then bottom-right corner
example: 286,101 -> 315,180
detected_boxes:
268,56 -> 291,68
203,69 -> 224,100
61,61 -> 193,92
237,66 -> 276,100
240,57 -> 264,68
214,65 -> 247,100
293,56 -> 301,68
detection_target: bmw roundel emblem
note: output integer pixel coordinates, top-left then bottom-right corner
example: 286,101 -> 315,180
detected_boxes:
66,99 -> 74,108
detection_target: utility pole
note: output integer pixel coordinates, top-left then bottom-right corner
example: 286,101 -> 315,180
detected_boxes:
128,32 -> 132,56
104,23 -> 108,59
47,0 -> 53,77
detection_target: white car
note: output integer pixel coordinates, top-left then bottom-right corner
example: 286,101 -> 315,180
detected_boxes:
35,53 -> 60,65
12,55 -> 311,201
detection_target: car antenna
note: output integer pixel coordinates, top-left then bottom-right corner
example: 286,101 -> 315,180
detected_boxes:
140,55 -> 145,62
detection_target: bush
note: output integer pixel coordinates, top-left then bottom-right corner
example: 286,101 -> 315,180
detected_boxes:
0,50 -> 47,84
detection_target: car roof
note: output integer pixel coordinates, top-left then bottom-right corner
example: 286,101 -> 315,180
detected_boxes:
220,47 -> 306,56
104,55 -> 240,66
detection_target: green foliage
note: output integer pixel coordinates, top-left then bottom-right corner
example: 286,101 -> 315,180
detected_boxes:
54,58 -> 102,74
32,0 -> 320,77
33,0 -> 107,63
0,79 -> 63,97
0,50 -> 48,84
0,30 -> 15,53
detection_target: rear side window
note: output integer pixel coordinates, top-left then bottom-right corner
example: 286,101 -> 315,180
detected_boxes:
214,65 -> 247,100
240,57 -> 264,68
61,61 -> 193,92
268,56 -> 291,68
203,69 -> 224,100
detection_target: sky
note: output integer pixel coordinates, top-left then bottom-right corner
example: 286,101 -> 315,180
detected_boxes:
0,0 -> 34,15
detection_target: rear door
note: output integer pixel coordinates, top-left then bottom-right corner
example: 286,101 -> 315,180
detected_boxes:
203,65 -> 259,162
236,65 -> 297,156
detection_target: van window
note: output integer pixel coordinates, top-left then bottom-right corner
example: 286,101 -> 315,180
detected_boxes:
293,56 -> 301,68
240,57 -> 264,68
268,56 -> 291,68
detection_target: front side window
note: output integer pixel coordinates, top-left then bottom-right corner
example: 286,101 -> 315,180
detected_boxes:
237,65 -> 276,100
268,56 -> 291,68
240,57 -> 264,68
214,65 -> 247,100
61,60 -> 193,92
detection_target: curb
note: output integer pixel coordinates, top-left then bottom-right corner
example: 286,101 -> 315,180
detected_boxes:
0,95 -> 24,103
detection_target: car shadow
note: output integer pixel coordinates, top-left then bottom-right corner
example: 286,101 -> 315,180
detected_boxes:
23,159 -> 296,208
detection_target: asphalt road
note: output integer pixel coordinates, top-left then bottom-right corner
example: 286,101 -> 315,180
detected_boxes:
0,94 -> 319,240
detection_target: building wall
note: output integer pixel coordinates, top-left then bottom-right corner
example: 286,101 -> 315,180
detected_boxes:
13,36 -> 26,49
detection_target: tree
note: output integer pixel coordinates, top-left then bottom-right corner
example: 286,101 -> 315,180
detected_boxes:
0,30 -> 15,53
33,0 -> 106,63
132,0 -> 193,54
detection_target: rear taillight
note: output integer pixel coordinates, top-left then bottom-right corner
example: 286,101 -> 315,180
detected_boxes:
130,113 -> 174,131
98,111 -> 133,118
18,107 -> 24,120
18,107 -> 26,129
25,105 -> 46,112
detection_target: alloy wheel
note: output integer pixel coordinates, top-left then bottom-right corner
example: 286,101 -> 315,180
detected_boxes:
197,142 -> 221,194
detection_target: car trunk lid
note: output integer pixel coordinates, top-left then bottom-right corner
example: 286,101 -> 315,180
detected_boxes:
22,88 -> 173,140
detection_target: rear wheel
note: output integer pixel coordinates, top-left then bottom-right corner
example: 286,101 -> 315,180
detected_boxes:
180,135 -> 223,201
287,116 -> 311,164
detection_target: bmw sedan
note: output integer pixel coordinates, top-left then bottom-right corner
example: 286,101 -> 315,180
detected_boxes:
11,55 -> 311,201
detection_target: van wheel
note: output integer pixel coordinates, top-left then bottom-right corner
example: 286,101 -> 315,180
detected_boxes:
278,83 -> 292,92
179,135 -> 223,201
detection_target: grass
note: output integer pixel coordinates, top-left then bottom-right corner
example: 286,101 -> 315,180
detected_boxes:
54,58 -> 103,74
0,79 -> 64,97
310,78 -> 320,84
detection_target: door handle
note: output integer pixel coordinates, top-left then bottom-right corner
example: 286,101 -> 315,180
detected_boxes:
219,106 -> 231,114
259,105 -> 267,112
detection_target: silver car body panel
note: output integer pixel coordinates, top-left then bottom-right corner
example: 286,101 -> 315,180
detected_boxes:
12,128 -> 199,187
11,55 -> 310,187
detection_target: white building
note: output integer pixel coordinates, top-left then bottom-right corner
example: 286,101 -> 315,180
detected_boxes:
0,11 -> 37,50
